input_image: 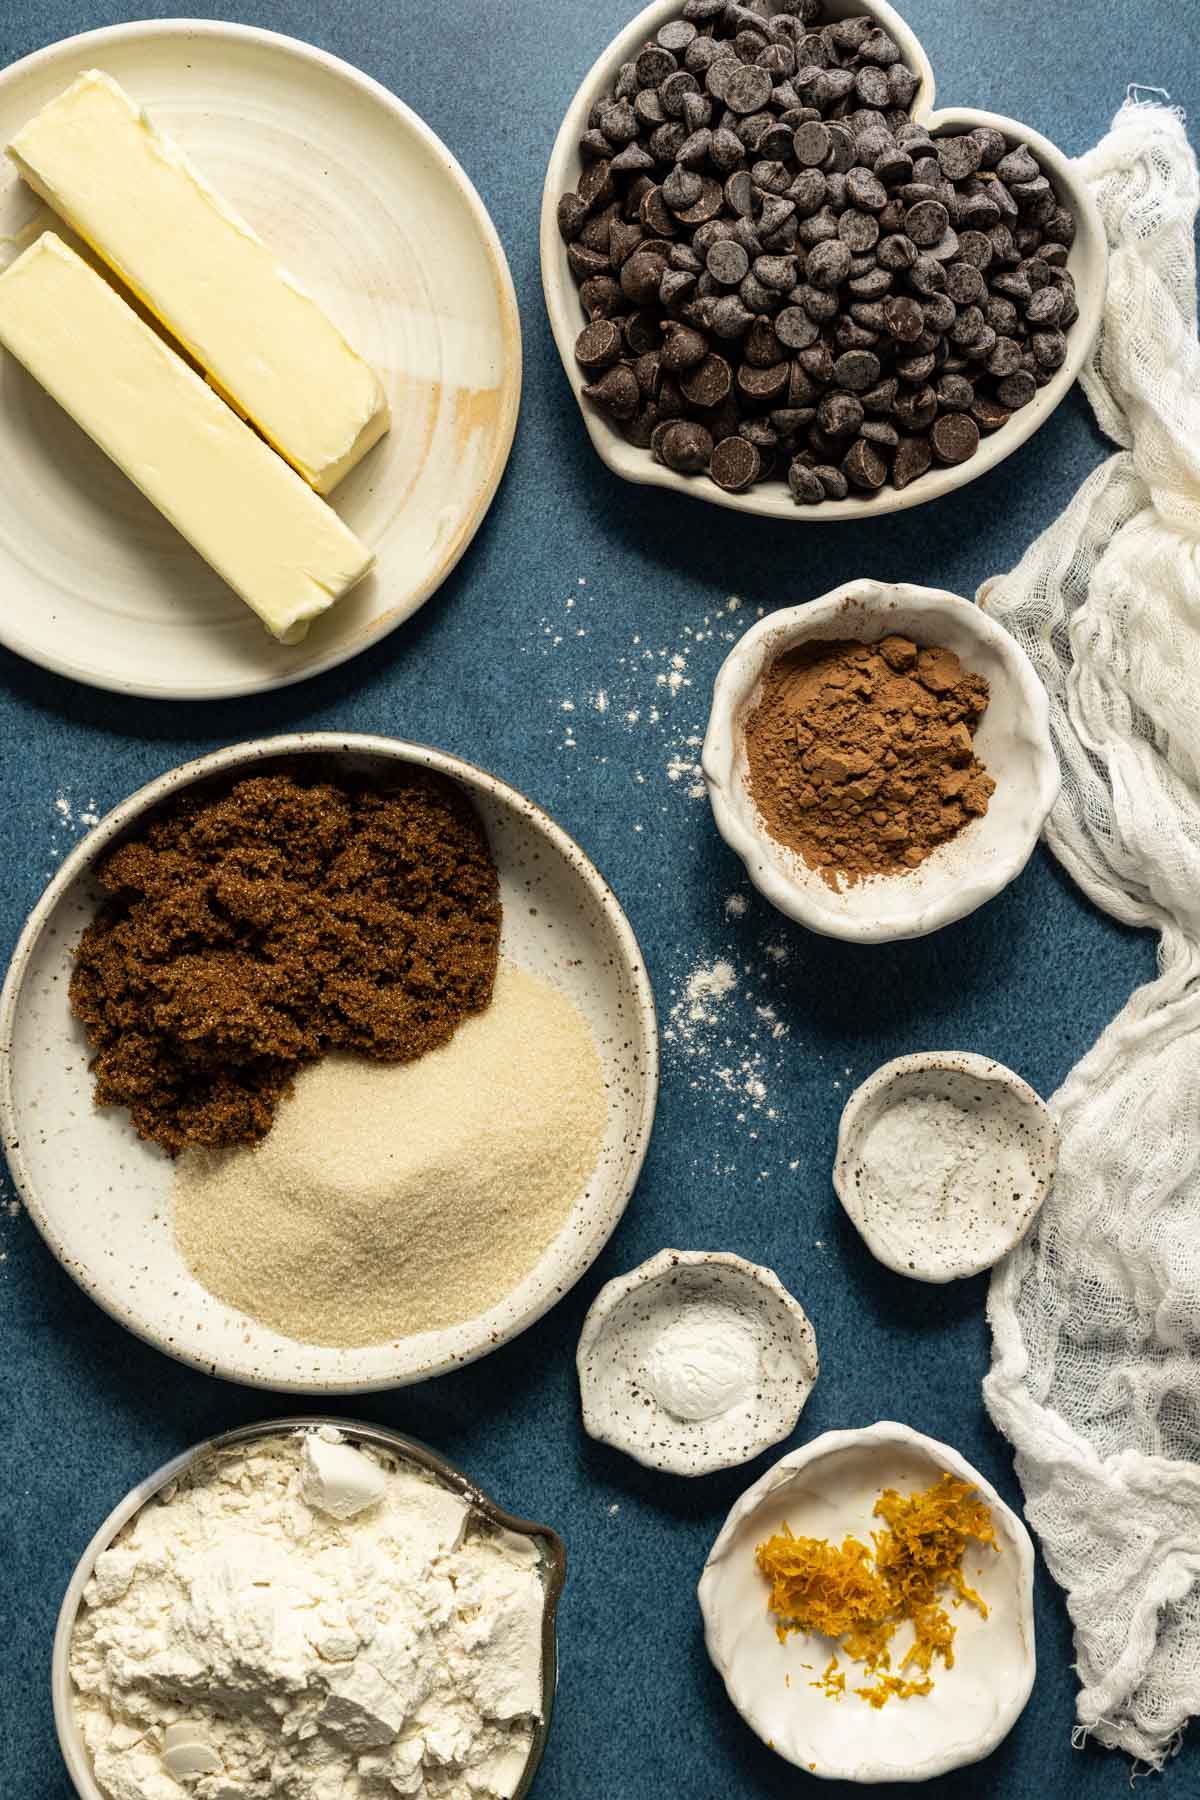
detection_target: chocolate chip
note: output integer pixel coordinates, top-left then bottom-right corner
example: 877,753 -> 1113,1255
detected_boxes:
884,295 -> 924,342
936,134 -> 983,181
1031,329 -> 1068,368
832,349 -> 881,393
892,433 -> 932,489
724,63 -> 773,115
557,193 -> 588,242
579,274 -> 623,320
793,120 -> 831,167
574,319 -> 623,370
661,322 -> 709,372
906,199 -> 950,246
708,239 -> 750,286
787,459 -> 826,504
877,233 -> 917,272
737,361 -> 790,405
944,261 -> 987,306
1027,285 -> 1066,324
742,317 -> 785,367
807,239 -> 852,288
710,434 -> 762,490
659,418 -> 714,471
817,391 -> 864,437
812,462 -> 849,499
936,374 -> 975,410
908,254 -> 946,295
971,393 -> 1012,431
680,352 -> 734,407
929,411 -> 980,464
838,208 -> 880,253
996,369 -> 1037,409
987,335 -> 1024,378
843,437 -> 887,489
663,165 -> 704,213
754,255 -> 800,292
583,364 -> 640,420
894,384 -> 938,431
676,178 -> 726,226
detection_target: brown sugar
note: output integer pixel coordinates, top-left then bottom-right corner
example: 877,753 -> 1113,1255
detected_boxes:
69,768 -> 501,1154
743,635 -> 996,887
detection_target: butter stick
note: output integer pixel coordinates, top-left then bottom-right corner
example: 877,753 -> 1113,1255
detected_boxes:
9,69 -> 390,494
0,233 -> 374,642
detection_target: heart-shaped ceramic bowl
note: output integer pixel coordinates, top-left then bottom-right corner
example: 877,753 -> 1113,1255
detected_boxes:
540,0 -> 1107,520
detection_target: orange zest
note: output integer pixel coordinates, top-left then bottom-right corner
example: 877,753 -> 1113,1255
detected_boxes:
754,1474 -> 999,1707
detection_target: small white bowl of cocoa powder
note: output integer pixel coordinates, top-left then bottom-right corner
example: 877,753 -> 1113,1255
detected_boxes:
701,579 -> 1058,943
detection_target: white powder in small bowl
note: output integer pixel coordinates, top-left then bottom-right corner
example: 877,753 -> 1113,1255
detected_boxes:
174,962 -> 607,1347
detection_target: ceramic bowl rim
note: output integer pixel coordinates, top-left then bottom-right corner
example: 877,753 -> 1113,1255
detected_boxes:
832,1050 -> 1059,1281
539,0 -> 1107,522
700,578 -> 1060,942
577,1246 -> 819,1475
0,732 -> 660,1392
698,1419 -> 1037,1782
51,1415 -> 566,1800
0,17 -> 522,700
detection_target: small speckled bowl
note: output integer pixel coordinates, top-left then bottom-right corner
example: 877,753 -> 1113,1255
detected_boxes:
699,1422 -> 1037,1783
52,1416 -> 566,1800
702,580 -> 1060,943
833,1052 -> 1058,1282
0,734 -> 659,1391
577,1248 -> 818,1476
540,0 -> 1106,522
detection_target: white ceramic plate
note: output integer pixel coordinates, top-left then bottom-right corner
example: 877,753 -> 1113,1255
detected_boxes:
0,22 -> 521,698
699,1423 -> 1037,1782
540,0 -> 1106,521
0,735 -> 659,1392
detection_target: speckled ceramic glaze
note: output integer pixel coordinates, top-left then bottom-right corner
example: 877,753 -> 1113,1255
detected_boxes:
0,735 -> 658,1392
51,1416 -> 566,1800
702,579 -> 1060,942
833,1051 -> 1058,1282
577,1248 -> 818,1475
699,1422 -> 1037,1783
540,0 -> 1106,522
0,21 -> 521,698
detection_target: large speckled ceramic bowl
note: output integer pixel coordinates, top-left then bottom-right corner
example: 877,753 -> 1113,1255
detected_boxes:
702,580 -> 1059,943
0,734 -> 658,1392
52,1417 -> 566,1800
540,0 -> 1105,521
578,1248 -> 818,1476
0,21 -> 521,698
699,1422 -> 1037,1782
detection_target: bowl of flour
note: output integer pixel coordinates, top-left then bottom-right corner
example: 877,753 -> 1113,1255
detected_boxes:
53,1418 -> 565,1800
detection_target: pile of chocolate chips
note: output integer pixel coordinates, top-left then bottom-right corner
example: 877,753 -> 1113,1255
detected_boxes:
557,0 -> 1078,503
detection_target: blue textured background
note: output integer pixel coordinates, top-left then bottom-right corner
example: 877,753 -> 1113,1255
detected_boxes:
1,1 -> 1197,1794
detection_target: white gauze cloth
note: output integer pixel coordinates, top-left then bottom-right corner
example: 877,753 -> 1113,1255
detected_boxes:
981,100 -> 1200,1767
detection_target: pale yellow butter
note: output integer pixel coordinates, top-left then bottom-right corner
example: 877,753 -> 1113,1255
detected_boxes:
0,233 -> 374,642
9,69 -> 390,493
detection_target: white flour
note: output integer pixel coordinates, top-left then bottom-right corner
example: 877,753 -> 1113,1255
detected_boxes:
70,1429 -> 544,1800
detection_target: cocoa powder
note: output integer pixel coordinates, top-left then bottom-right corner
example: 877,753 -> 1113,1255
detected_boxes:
69,768 -> 501,1154
743,635 -> 996,888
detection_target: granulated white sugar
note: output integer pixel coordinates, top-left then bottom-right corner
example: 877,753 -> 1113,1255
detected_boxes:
174,963 -> 608,1348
